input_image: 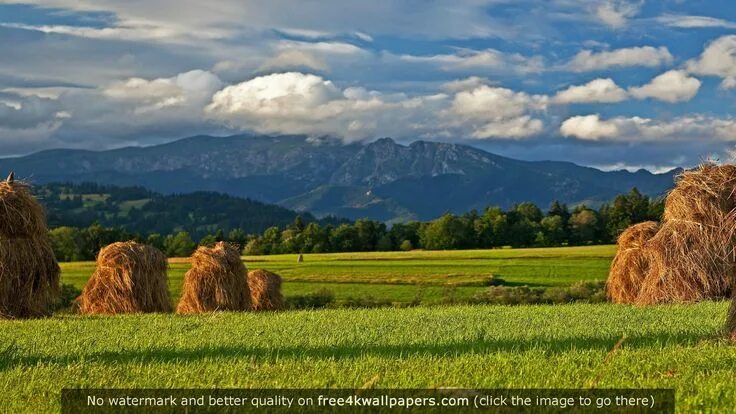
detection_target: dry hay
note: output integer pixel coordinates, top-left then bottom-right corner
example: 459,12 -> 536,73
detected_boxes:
607,221 -> 659,304
79,241 -> 171,315
0,180 -> 48,238
248,269 -> 285,311
663,164 -> 736,224
0,178 -> 60,319
176,242 -> 251,314
636,220 -> 734,305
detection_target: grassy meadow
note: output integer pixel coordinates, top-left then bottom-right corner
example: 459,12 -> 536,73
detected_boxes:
60,245 -> 616,304
3,245 -> 735,412
1,302 -> 735,412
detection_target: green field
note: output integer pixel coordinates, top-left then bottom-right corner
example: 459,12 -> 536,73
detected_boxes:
3,245 -> 734,412
1,302 -> 734,412
60,245 -> 616,304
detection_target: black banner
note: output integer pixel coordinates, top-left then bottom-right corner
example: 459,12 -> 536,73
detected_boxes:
61,388 -> 675,413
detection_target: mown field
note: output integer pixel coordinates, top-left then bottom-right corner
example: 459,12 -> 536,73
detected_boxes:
4,245 -> 733,413
60,245 -> 616,304
1,303 -> 734,412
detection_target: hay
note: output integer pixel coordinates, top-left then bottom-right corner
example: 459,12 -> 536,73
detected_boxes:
79,241 -> 171,314
0,178 -> 60,319
607,163 -> 736,306
636,220 -> 733,305
0,180 -> 48,238
176,242 -> 251,314
248,269 -> 285,311
607,221 -> 659,304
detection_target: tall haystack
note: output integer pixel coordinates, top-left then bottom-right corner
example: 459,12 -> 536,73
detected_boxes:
248,269 -> 285,311
176,242 -> 251,314
636,220 -> 733,305
79,241 -> 171,314
0,176 -> 60,318
607,163 -> 736,305
607,221 -> 659,304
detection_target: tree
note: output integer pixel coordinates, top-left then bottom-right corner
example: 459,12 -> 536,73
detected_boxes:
569,209 -> 599,244
49,227 -> 88,261
146,233 -> 165,251
419,214 -> 473,250
399,239 -> 413,251
540,215 -> 566,246
165,231 -> 196,257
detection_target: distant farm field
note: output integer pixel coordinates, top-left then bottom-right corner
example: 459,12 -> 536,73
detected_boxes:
1,302 -> 734,412
59,245 -> 616,304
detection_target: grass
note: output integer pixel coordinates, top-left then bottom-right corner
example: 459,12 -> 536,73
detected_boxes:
59,245 -> 616,304
0,302 -> 734,412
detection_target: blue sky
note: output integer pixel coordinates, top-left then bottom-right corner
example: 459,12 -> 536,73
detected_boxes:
0,0 -> 735,171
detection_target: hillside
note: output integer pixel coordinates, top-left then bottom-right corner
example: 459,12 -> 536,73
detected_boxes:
35,182 -> 340,238
0,135 -> 679,222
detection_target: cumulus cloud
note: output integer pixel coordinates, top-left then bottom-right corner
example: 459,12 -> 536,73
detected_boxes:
103,70 -> 223,113
561,114 -> 736,142
686,35 -> 736,89
628,70 -> 701,103
595,0 -> 642,29
448,85 -> 547,139
568,46 -> 673,72
553,78 -> 627,103
206,72 -> 447,140
206,72 -> 547,141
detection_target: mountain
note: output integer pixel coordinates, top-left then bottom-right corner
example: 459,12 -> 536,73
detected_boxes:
36,182 -> 344,239
0,134 -> 678,222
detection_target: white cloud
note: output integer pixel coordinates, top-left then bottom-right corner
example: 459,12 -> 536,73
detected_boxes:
561,114 -> 736,142
448,84 -> 547,139
628,70 -> 701,103
103,70 -> 223,113
553,78 -> 627,103
568,46 -> 673,72
595,0 -> 642,29
656,15 -> 736,30
560,114 -> 620,140
686,35 -> 736,89
206,72 -> 449,140
396,49 -> 545,74
0,92 -> 65,129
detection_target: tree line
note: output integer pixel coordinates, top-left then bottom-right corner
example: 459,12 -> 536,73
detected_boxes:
48,188 -> 662,261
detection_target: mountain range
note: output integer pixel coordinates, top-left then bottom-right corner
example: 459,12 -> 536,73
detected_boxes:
0,135 -> 679,222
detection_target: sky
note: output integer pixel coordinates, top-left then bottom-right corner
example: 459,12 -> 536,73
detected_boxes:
0,0 -> 735,171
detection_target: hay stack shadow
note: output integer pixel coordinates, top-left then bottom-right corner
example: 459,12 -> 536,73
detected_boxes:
0,176 -> 60,318
248,269 -> 285,311
79,241 -> 171,315
177,242 -> 251,314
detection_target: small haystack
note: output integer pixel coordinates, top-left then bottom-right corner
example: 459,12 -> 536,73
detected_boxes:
79,241 -> 171,314
607,221 -> 659,304
0,176 -> 60,318
176,242 -> 250,314
248,269 -> 285,311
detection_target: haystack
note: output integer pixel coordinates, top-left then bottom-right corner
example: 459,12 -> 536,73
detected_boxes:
176,242 -> 251,314
248,269 -> 285,311
607,163 -> 736,305
79,241 -> 171,314
636,220 -> 733,305
0,176 -> 60,318
607,221 -> 659,304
